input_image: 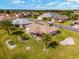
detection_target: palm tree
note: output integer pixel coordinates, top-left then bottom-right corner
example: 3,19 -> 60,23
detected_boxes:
42,33 -> 52,49
0,20 -> 12,36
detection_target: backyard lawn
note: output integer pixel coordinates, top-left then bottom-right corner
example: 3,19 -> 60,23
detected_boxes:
0,28 -> 79,59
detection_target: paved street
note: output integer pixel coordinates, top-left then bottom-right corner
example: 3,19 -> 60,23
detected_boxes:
53,24 -> 79,32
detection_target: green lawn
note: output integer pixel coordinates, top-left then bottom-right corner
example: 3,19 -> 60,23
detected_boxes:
55,20 -> 74,26
0,28 -> 79,59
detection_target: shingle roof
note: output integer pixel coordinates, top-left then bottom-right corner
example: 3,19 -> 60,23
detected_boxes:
12,18 -> 32,25
74,20 -> 79,23
38,12 -> 69,20
53,15 -> 69,20
38,13 -> 53,18
26,22 -> 57,34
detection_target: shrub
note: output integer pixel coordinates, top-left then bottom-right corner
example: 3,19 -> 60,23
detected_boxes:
11,29 -> 24,35
20,33 -> 31,41
48,41 -> 59,48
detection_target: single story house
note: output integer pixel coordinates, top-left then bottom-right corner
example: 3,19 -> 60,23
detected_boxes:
25,22 -> 58,36
53,14 -> 69,23
37,12 -> 69,23
72,20 -> 79,24
74,11 -> 79,16
12,18 -> 32,28
37,12 -> 53,20
0,13 -> 12,21
72,20 -> 79,29
72,25 -> 79,29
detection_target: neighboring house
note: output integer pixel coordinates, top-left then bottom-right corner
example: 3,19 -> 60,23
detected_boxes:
0,12 -> 31,21
0,15 -> 4,21
19,12 -> 29,18
72,20 -> 79,29
15,14 -> 20,18
11,13 -> 20,18
37,12 -> 53,20
32,12 -> 39,16
12,18 -> 32,28
26,22 -> 58,36
72,25 -> 79,29
74,11 -> 79,16
31,12 -> 40,19
53,14 -> 69,23
0,13 -> 17,21
0,13 -> 11,21
37,12 -> 69,23
73,20 -> 79,24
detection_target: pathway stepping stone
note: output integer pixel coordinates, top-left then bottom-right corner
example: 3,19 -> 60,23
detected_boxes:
26,46 -> 31,50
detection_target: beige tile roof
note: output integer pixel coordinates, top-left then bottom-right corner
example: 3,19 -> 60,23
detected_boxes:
26,22 -> 57,34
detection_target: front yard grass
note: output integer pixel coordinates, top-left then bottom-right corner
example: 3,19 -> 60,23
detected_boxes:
0,28 -> 79,59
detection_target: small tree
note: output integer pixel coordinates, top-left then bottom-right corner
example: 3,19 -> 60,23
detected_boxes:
0,20 -> 12,36
20,33 -> 31,41
42,33 -> 52,49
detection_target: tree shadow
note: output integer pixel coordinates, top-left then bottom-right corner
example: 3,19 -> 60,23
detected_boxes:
48,41 -> 59,49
